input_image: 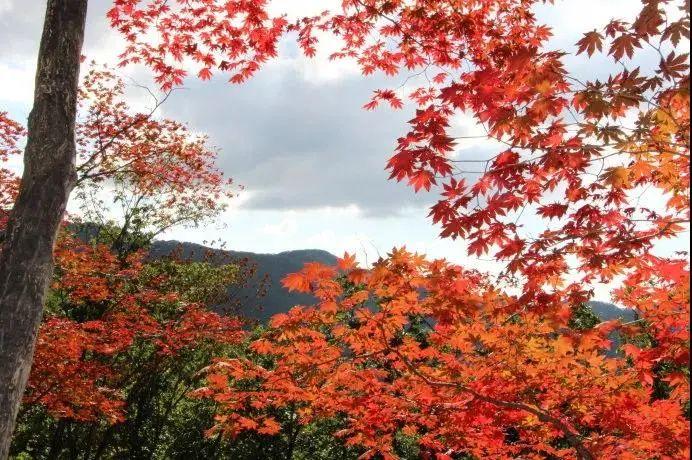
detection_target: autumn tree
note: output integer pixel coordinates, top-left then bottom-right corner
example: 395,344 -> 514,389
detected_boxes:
1,0 -> 689,457
72,67 -> 236,258
197,250 -> 688,458
176,0 -> 688,458
0,56 -> 243,460
4,66 -> 248,457
10,232 -> 247,459
91,0 -> 692,313
1,65 -> 236,255
0,1 -> 282,451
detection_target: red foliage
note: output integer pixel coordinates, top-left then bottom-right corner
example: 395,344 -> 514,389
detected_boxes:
76,66 -> 231,193
108,0 -> 288,90
25,235 -> 244,424
108,0 -> 689,304
156,305 -> 244,356
52,236 -> 142,305
4,65 -> 243,426
198,250 -> 689,459
26,317 -> 127,423
74,66 -> 235,232
0,112 -> 24,228
155,0 -> 689,458
299,0 -> 689,309
7,0 -> 689,455
616,254 -> 690,401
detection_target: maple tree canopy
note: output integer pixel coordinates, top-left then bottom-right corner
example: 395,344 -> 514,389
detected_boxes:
1,67 -> 243,429
108,0 -> 691,458
1,0 -> 688,458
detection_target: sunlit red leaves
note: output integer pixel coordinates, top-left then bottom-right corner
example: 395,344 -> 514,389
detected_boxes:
4,62 -> 246,427
32,0 -> 691,454
4,66 -> 236,235
156,305 -> 244,356
660,51 -> 690,80
197,67 -> 213,81
0,112 -> 24,228
75,66 -> 235,232
337,252 -> 358,271
281,272 -> 312,293
199,250 -> 690,458
662,17 -> 691,47
108,0 -> 288,91
615,255 -> 690,401
275,0 -> 691,316
0,111 -> 23,159
281,262 -> 337,297
52,235 -> 139,304
576,31 -> 604,56
78,66 -> 230,194
609,33 -> 641,61
25,317 -> 127,424
364,90 -> 404,110
105,0 -> 689,299
26,235 -> 246,425
408,170 -> 436,192
537,203 -> 569,220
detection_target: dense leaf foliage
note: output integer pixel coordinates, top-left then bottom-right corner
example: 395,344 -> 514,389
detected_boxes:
11,231 -> 249,458
2,0 -> 689,458
198,249 -> 689,459
108,0 -> 288,88
74,66 -> 236,257
2,65 -> 247,458
105,0 -> 689,458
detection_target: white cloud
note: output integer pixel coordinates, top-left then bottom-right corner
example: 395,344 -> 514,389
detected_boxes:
0,62 -> 34,104
0,0 -> 12,15
262,214 -> 299,236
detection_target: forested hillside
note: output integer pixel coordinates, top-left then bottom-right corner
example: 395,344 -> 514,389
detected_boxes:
150,240 -> 634,324
150,241 -> 338,322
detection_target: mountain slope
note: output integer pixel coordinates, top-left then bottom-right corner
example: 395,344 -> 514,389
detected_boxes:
149,240 -> 633,327
589,300 -> 635,322
150,240 -> 338,322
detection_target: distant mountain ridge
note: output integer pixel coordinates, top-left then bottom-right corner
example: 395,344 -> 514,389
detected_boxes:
148,240 -> 633,325
588,300 -> 636,322
149,240 -> 338,322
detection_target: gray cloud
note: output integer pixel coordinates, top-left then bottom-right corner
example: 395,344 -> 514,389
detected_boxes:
0,3 -> 42,59
0,1 -> 117,61
0,1 -> 475,217
164,70 -> 438,216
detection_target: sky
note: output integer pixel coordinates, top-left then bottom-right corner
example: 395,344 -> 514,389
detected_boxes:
1,0 -> 688,302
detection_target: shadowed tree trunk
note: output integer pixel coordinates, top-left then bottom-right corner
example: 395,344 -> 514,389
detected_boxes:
0,0 -> 88,457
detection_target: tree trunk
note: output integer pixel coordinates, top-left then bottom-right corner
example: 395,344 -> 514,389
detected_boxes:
0,0 -> 88,457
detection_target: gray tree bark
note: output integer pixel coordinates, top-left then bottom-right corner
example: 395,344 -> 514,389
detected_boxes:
0,0 -> 88,457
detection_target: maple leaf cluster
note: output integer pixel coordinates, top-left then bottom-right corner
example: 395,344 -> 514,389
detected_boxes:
615,254 -> 690,402
3,0 -> 688,457
108,0 -> 289,89
299,0 -> 690,306
2,68 -> 245,430
2,66 -> 235,250
0,112 -> 25,228
74,66 -> 236,242
23,234 -> 245,425
196,249 -> 689,459
152,0 -> 688,458
108,0 -> 690,303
